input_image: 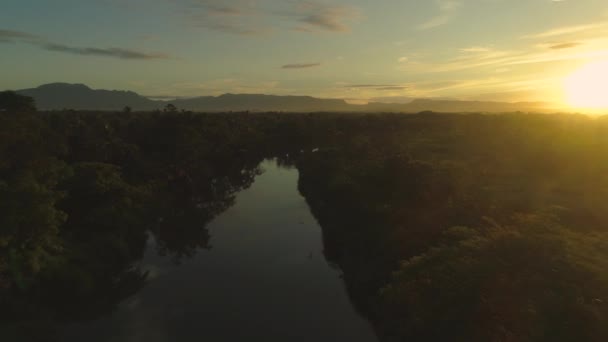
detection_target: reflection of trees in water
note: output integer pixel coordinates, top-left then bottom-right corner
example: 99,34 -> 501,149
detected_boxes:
297,151 -> 438,320
151,165 -> 262,263
0,111 -> 271,340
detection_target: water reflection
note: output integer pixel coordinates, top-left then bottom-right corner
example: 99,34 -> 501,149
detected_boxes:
62,160 -> 377,342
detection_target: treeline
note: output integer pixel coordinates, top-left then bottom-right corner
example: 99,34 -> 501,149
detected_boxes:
1,94 -> 608,341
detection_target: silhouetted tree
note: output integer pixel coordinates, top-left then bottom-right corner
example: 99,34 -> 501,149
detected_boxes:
164,103 -> 178,113
0,91 -> 36,112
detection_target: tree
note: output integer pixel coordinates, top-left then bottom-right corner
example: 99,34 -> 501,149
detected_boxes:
164,103 -> 178,113
0,91 -> 36,113
123,106 -> 132,114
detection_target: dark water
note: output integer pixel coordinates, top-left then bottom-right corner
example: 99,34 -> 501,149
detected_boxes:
62,160 -> 378,342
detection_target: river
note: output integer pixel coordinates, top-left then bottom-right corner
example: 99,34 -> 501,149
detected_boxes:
62,159 -> 378,342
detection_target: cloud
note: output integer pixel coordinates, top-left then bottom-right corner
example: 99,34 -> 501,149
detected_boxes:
204,4 -> 250,16
0,28 -> 169,60
0,29 -> 40,41
180,0 -> 269,35
418,0 -> 461,30
174,0 -> 254,16
42,43 -> 169,59
460,46 -> 492,53
375,86 -> 408,91
396,77 -> 560,100
522,22 -> 608,39
294,1 -> 360,33
547,42 -> 581,49
399,38 -> 608,76
346,84 -> 401,88
401,48 -> 518,73
504,49 -> 608,66
281,63 -> 321,69
195,21 -> 267,35
345,84 -> 408,91
172,0 -> 359,35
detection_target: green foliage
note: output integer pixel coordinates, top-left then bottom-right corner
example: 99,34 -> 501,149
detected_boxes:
0,112 -> 69,290
2,110 -> 608,341
295,113 -> 608,341
378,214 -> 608,341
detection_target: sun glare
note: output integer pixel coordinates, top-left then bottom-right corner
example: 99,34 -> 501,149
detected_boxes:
564,60 -> 608,111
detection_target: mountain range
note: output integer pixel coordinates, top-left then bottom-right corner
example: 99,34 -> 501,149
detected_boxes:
15,83 -> 554,113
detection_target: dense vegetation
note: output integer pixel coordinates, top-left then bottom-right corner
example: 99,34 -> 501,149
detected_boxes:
296,114 -> 608,341
2,93 -> 608,341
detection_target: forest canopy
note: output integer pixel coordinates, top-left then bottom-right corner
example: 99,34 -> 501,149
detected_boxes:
1,98 -> 608,341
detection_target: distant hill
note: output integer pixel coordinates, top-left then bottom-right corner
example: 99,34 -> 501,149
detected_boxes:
18,83 -> 157,111
14,83 -> 553,113
175,93 -> 350,112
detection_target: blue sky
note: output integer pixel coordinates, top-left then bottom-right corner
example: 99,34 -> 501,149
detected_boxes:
2,0 -> 608,104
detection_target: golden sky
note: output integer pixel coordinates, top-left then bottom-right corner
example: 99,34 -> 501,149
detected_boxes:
2,0 -> 608,109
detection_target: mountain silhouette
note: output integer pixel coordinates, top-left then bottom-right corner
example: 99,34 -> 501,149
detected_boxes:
176,93 -> 350,112
15,83 -> 553,113
18,83 -> 157,110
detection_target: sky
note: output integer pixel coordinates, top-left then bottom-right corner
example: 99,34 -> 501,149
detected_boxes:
2,0 -> 608,105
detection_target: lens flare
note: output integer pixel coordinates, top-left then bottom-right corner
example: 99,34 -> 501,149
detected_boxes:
564,60 -> 608,110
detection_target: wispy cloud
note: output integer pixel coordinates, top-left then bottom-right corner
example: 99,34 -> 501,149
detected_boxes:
0,28 -> 169,60
42,43 -> 168,59
345,84 -> 408,91
281,63 -> 321,69
404,15 -> 608,74
347,84 -> 401,88
174,0 -> 255,16
399,39 -> 608,75
0,29 -> 40,42
293,1 -> 360,33
173,0 -> 359,35
460,46 -> 492,53
522,22 -> 608,39
376,86 -> 408,91
203,3 -> 251,16
547,42 -> 581,49
195,21 -> 268,35
393,76 -> 561,102
181,0 -> 269,35
418,0 -> 461,30
504,49 -> 608,66
400,48 -> 518,73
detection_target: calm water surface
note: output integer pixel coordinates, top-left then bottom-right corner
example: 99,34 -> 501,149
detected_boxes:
63,160 -> 378,342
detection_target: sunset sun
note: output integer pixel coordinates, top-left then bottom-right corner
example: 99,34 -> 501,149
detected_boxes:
564,60 -> 608,110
